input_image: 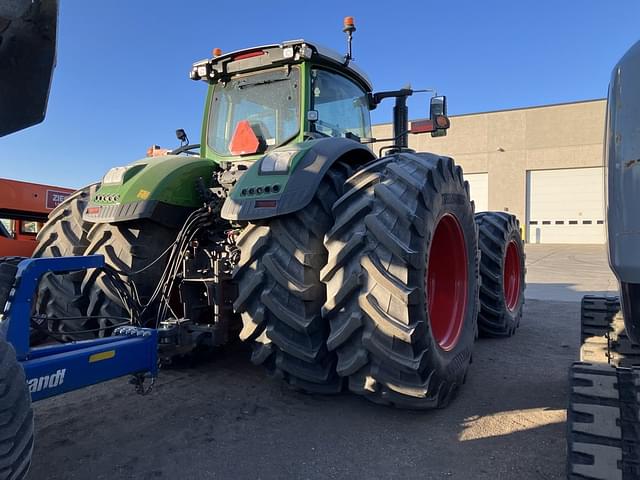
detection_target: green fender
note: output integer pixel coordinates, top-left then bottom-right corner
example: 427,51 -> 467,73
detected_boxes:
221,138 -> 375,221
83,155 -> 216,227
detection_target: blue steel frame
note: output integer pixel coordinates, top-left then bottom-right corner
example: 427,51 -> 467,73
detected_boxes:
2,256 -> 158,402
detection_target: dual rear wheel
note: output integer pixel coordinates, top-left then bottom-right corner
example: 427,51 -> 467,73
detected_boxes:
237,152 -> 525,407
32,183 -> 178,340
291,154 -> 522,406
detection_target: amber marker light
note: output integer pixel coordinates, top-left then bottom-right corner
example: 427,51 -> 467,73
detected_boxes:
343,16 -> 356,32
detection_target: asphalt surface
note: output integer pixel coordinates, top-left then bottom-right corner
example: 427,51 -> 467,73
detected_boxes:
525,244 -> 618,302
29,244 -> 611,480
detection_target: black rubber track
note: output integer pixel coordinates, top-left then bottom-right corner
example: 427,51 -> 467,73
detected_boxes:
322,153 -> 479,409
475,211 -> 526,337
233,162 -> 352,394
80,220 -> 178,335
32,184 -> 98,339
580,295 -> 640,367
0,273 -> 34,480
567,362 -> 640,479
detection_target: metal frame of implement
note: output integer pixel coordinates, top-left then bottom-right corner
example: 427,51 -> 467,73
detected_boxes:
3,255 -> 158,402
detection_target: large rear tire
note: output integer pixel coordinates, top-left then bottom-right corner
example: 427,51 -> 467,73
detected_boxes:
32,184 -> 98,339
0,261 -> 35,480
80,221 -> 178,334
233,163 -> 351,393
322,153 -> 479,409
475,212 -> 526,337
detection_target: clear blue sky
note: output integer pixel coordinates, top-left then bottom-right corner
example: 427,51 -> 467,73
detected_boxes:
2,0 -> 639,188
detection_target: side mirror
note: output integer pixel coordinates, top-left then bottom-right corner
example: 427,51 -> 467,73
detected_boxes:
429,96 -> 449,138
430,96 -> 447,117
409,95 -> 451,136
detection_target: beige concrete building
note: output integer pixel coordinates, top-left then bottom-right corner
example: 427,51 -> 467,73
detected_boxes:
372,99 -> 607,244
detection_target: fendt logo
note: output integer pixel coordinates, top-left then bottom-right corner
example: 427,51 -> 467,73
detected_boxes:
28,369 -> 66,393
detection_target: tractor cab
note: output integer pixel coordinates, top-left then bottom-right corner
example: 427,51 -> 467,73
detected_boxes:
191,39 -> 374,162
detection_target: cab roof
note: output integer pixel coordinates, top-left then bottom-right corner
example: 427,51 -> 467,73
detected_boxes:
190,39 -> 373,92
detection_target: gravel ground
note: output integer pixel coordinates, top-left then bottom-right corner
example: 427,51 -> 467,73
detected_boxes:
30,298 -> 578,480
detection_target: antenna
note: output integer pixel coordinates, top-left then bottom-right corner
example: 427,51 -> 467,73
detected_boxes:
343,16 -> 356,64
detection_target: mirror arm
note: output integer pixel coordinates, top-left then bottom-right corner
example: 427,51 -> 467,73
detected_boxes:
169,144 -> 201,156
370,88 -> 413,107
371,130 -> 411,144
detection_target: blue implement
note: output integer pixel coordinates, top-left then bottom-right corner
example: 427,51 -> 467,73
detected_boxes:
2,256 -> 158,402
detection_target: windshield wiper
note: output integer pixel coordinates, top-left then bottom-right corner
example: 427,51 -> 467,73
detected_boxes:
237,78 -> 290,89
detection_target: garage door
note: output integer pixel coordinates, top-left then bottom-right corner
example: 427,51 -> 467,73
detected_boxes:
464,173 -> 488,212
527,167 -> 605,244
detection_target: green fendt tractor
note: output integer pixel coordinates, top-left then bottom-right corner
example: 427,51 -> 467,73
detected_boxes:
33,19 -> 526,408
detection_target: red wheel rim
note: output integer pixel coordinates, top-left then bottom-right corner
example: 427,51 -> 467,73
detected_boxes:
503,240 -> 521,312
426,214 -> 468,351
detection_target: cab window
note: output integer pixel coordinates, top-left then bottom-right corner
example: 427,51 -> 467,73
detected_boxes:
311,69 -> 371,139
208,67 -> 300,156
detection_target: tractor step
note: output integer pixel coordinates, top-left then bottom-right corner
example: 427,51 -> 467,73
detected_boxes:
567,362 -> 640,480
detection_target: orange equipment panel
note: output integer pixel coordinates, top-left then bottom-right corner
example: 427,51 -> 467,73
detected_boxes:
0,178 -> 75,257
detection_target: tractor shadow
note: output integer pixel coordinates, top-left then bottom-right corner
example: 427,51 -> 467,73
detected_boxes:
30,300 -> 576,480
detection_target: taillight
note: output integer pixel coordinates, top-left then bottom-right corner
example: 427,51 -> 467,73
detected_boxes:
255,200 -> 277,208
233,50 -> 265,61
410,119 -> 435,134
